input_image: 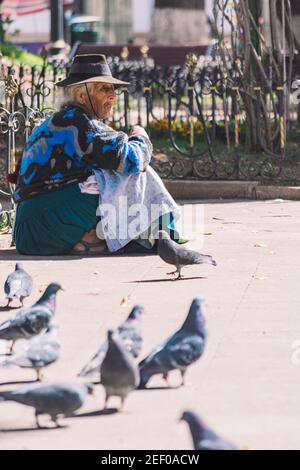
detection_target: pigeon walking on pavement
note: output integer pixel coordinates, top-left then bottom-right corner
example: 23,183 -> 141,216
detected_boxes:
79,305 -> 144,378
138,298 -> 207,389
0,382 -> 93,428
180,411 -> 238,450
157,231 -> 217,279
100,330 -> 140,412
0,283 -> 63,354
4,263 -> 33,307
0,324 -> 61,381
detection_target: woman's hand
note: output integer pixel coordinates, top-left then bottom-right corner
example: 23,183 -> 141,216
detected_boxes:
130,125 -> 149,139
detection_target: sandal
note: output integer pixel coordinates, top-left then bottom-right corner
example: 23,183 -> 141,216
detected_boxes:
71,239 -> 158,256
71,240 -> 112,256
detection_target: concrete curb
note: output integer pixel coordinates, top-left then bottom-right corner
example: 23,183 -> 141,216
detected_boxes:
163,180 -> 300,201
1,181 -> 300,205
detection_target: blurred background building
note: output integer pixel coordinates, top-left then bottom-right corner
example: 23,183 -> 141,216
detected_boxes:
149,0 -> 210,45
2,1 -> 299,52
1,0 -> 214,50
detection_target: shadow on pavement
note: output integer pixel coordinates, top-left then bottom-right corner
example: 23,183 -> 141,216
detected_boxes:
126,276 -> 207,283
137,385 -> 180,391
0,305 -> 20,312
0,249 -> 156,261
72,408 -> 118,418
0,379 -> 38,387
0,427 -> 55,433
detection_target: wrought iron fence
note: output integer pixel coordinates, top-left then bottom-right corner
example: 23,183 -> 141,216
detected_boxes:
1,52 -> 300,212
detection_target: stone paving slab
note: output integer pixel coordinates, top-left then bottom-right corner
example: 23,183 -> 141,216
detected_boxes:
0,199 -> 300,449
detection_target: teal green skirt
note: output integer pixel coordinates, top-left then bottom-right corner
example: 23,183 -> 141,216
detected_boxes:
14,185 -> 99,255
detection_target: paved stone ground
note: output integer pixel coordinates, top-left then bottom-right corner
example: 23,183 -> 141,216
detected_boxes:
0,199 -> 300,450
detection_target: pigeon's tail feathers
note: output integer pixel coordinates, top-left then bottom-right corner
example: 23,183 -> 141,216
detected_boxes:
2,354 -> 32,368
0,359 -> 16,369
138,359 -> 161,388
0,322 -> 14,340
78,364 -> 99,378
78,344 -> 108,377
137,373 -> 150,389
138,361 -> 160,388
0,391 -> 13,401
5,279 -> 23,299
195,254 -> 217,266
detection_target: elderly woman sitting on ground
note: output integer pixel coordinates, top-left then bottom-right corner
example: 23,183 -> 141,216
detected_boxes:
11,54 -> 180,256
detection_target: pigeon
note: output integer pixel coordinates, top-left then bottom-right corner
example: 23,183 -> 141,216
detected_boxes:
157,230 -> 217,279
0,382 -> 94,428
79,305 -> 144,378
0,324 -> 61,381
0,283 -> 63,353
138,298 -> 207,389
100,330 -> 140,412
180,411 -> 238,450
4,263 -> 33,307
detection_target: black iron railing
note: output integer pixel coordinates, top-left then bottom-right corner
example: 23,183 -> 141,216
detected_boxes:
0,54 -> 300,207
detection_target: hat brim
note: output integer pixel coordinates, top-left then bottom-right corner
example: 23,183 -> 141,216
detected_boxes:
55,75 -> 129,88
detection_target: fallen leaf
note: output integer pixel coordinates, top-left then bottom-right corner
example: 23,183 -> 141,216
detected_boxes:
120,295 -> 132,307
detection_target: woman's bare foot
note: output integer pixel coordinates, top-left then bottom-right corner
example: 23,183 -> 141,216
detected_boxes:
72,229 -> 108,253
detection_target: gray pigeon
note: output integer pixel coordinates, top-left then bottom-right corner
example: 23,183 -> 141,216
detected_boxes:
138,298 -> 207,389
180,411 -> 238,450
0,283 -> 63,353
157,231 -> 217,279
100,330 -> 140,412
0,324 -> 61,381
0,382 -> 94,428
4,263 -> 33,307
79,305 -> 144,378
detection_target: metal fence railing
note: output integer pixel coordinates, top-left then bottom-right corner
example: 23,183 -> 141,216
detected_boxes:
1,53 -> 300,207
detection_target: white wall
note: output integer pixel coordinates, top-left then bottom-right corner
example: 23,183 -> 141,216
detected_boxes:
132,0 -> 154,33
12,10 -> 49,34
11,0 -> 214,42
133,0 -> 213,33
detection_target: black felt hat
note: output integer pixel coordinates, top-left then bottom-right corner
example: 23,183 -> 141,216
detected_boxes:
56,54 -> 129,87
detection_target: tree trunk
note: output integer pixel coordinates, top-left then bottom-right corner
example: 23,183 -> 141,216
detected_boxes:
0,0 -> 4,44
248,0 -> 262,81
150,0 -> 209,44
290,0 -> 300,45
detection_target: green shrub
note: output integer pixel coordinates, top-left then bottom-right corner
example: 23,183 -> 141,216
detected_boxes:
0,43 -> 44,66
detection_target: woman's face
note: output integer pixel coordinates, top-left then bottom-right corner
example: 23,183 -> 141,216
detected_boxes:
89,83 -> 116,119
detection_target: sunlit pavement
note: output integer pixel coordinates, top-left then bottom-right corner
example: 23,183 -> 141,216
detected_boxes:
0,199 -> 300,450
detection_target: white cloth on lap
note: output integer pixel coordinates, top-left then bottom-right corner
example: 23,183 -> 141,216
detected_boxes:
93,166 -> 179,252
79,174 -> 99,195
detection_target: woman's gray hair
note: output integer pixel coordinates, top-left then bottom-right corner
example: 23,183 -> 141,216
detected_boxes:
55,83 -> 96,109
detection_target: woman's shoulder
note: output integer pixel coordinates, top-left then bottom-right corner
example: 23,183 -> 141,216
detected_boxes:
52,104 -> 91,128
